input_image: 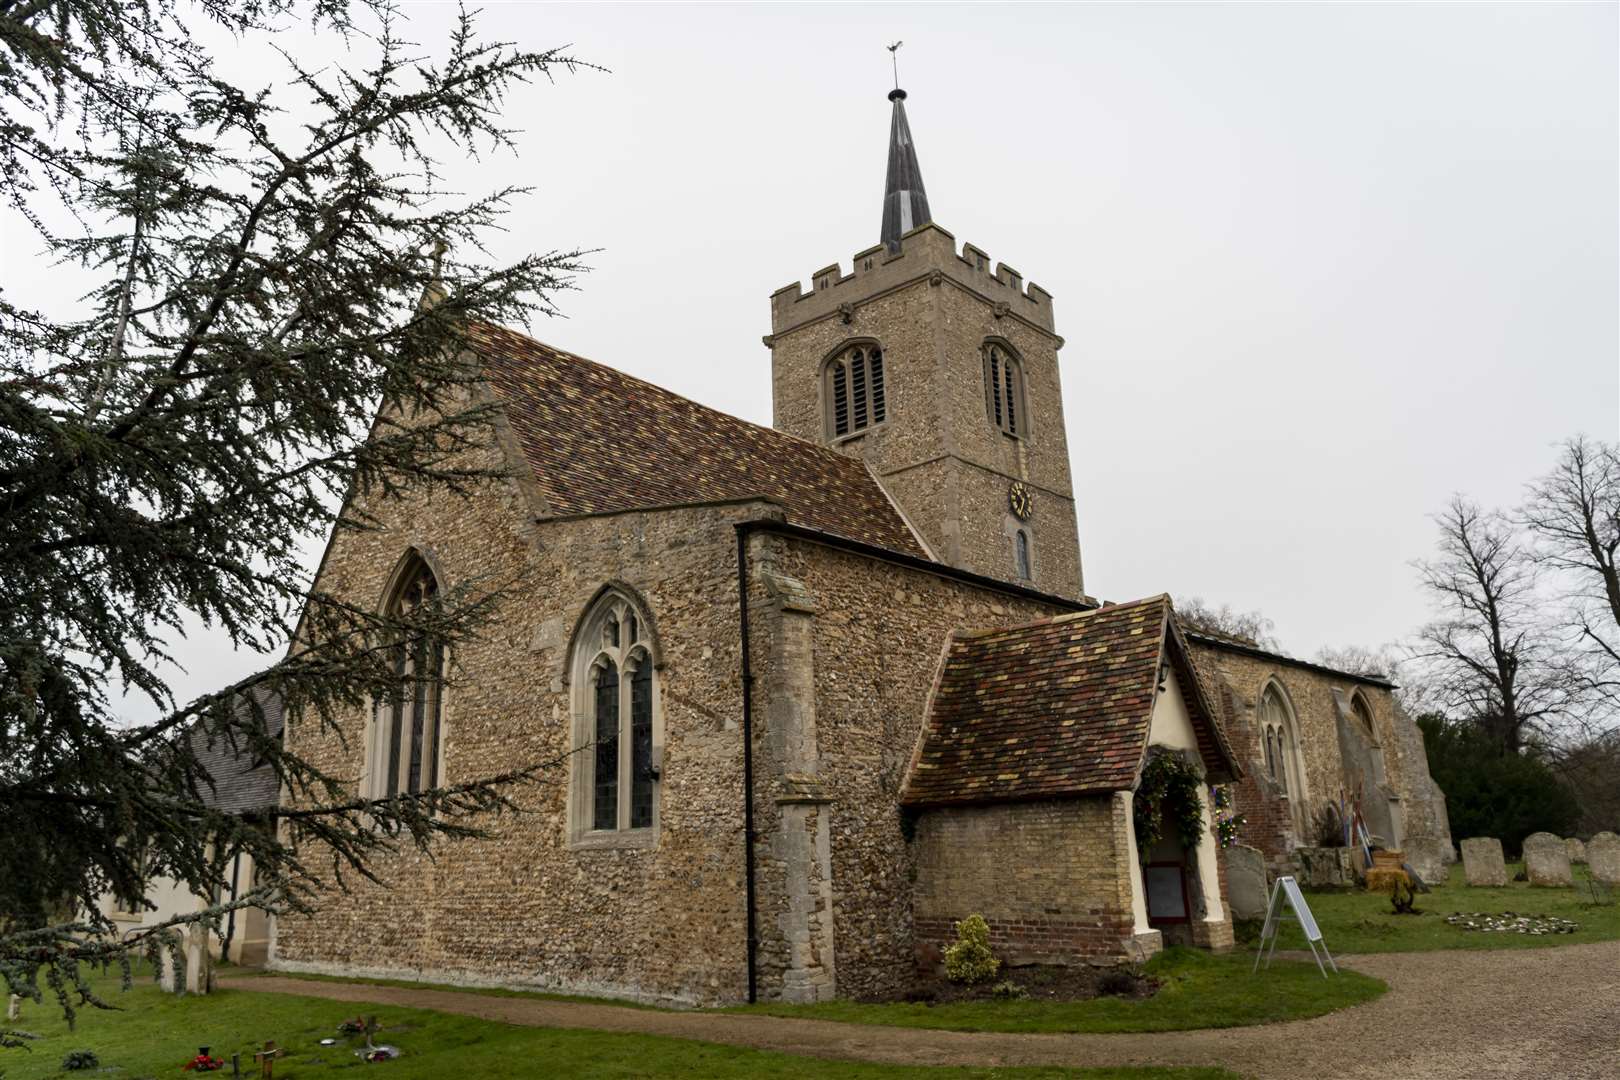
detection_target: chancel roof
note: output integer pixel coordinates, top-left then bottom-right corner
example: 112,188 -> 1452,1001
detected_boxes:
901,595 -> 1240,808
470,323 -> 928,558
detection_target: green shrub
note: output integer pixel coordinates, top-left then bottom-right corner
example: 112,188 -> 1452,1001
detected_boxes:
943,914 -> 999,984
62,1049 -> 99,1070
989,979 -> 1026,1000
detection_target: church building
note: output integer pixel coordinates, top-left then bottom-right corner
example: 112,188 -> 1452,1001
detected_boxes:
271,87 -> 1452,1005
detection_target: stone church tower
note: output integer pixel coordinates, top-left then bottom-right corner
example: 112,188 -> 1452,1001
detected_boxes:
766,88 -> 1085,600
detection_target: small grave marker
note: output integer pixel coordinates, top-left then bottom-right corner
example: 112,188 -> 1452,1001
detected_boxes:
252,1040 -> 283,1079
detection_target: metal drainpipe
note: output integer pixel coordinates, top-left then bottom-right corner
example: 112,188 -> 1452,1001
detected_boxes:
734,524 -> 759,1004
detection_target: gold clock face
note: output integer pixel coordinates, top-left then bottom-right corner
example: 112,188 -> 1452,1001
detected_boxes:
1009,481 -> 1033,521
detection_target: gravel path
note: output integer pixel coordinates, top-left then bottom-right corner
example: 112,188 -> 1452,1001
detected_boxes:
222,941 -> 1620,1079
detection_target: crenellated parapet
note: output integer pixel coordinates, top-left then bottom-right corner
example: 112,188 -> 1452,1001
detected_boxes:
769,223 -> 1055,337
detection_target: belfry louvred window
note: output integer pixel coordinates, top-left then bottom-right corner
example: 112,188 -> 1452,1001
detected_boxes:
826,344 -> 886,438
984,343 -> 1026,438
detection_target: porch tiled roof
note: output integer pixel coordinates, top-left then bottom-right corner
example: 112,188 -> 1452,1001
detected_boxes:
901,596 -> 1240,808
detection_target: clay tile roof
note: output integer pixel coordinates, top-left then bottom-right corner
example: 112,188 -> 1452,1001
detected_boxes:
901,596 -> 1240,808
468,323 -> 926,557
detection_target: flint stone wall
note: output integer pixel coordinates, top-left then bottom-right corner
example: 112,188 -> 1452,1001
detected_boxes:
1461,837 -> 1508,887
274,473 -> 767,1004
751,532 -> 1065,999
1184,646 -> 1451,873
1588,832 -> 1620,886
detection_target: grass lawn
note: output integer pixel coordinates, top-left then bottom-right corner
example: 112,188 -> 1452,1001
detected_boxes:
727,947 -> 1384,1034
1255,862 -> 1620,954
0,968 -> 1234,1080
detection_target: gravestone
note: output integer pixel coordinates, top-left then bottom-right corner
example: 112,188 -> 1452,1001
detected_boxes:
1523,831 -> 1572,887
1589,832 -> 1620,886
1404,837 -> 1450,888
1225,844 -> 1269,919
1566,837 -> 1587,864
1461,837 -> 1508,887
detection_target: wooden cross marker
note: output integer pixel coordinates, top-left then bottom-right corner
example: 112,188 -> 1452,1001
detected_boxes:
252,1040 -> 283,1079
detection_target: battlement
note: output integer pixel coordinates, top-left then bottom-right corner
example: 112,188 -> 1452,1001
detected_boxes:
769,223 -> 1055,335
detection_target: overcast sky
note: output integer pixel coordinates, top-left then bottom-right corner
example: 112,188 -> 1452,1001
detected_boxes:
8,2 -> 1615,714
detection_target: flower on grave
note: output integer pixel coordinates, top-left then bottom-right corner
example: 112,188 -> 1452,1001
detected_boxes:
181,1051 -> 225,1071
338,1017 -> 368,1034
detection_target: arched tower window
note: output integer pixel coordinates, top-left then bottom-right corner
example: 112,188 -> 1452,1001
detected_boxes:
825,343 -> 886,438
369,553 -> 445,797
1014,528 -> 1032,581
572,589 -> 661,839
983,342 -> 1027,438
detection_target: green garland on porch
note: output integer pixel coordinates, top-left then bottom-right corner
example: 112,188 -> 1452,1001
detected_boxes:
1133,753 -> 1206,858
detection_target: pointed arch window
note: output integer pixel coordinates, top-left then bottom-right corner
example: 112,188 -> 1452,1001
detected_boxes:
369,554 -> 445,798
1351,695 -> 1377,741
984,342 -> 1027,438
825,343 -> 886,438
1014,528 -> 1032,581
572,589 -> 661,842
1259,683 -> 1311,808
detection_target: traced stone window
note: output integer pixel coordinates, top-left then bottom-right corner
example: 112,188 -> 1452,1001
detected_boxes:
573,588 -> 661,840
1260,683 -> 1304,799
1014,528 -> 1032,581
825,343 -> 886,438
370,553 -> 444,798
984,342 -> 1027,438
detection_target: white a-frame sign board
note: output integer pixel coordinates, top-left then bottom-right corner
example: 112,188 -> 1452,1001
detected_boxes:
1252,875 -> 1338,977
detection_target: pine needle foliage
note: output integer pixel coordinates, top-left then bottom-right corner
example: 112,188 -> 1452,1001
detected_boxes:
0,0 -> 592,1041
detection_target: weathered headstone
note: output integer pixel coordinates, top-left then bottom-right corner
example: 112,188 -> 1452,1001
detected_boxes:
1225,844 -> 1269,919
1523,831 -> 1572,887
1461,837 -> 1508,887
1588,832 -> 1620,886
1405,837 -> 1450,887
1566,837 -> 1587,864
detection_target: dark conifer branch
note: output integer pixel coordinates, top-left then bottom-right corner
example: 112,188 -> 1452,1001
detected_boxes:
0,0 -> 598,1030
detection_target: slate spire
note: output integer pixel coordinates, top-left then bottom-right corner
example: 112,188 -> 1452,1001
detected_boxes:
880,88 -> 931,253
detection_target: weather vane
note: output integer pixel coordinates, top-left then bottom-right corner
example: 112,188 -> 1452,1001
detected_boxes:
887,40 -> 903,90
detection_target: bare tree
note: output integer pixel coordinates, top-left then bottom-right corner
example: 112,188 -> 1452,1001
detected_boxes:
1411,496 -> 1570,754
1522,436 -> 1620,727
1173,596 -> 1280,651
